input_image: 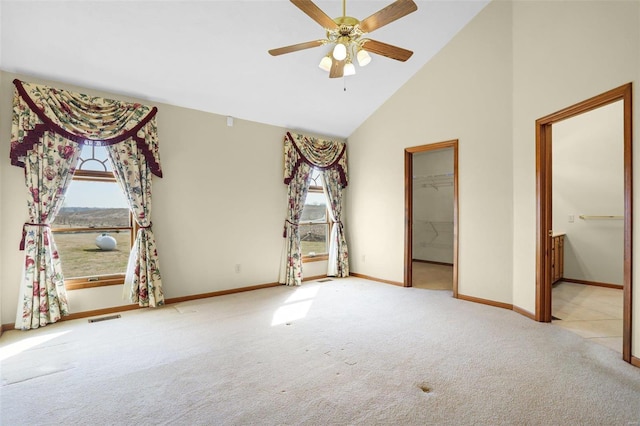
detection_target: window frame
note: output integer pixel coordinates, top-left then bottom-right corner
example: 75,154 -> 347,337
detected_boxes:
51,153 -> 135,290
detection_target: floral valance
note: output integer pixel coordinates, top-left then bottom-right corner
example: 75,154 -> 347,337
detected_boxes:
284,131 -> 348,187
10,79 -> 163,177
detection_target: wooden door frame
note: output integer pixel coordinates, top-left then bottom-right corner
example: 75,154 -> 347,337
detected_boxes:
405,140 -> 459,297
535,83 -> 633,363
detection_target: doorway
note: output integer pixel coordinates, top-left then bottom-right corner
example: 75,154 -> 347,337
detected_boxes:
405,140 -> 459,296
535,83 -> 633,363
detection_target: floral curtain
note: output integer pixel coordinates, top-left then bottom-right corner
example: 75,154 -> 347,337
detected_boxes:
15,135 -> 81,330
280,132 -> 348,285
278,163 -> 312,286
10,79 -> 164,328
107,140 -> 163,307
10,80 -> 162,176
322,168 -> 349,277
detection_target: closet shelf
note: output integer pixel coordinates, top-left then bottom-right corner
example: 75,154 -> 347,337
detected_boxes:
413,173 -> 454,190
579,215 -> 623,220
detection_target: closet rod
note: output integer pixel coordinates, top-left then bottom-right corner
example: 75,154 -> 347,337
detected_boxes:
578,215 -> 623,220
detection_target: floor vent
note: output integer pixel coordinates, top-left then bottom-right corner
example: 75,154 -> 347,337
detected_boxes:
88,314 -> 121,323
317,279 -> 333,283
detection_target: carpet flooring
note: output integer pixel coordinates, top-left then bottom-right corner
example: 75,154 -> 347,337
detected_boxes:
1,277 -> 639,425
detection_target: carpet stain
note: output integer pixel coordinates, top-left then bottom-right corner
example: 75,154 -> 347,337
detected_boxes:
418,384 -> 432,393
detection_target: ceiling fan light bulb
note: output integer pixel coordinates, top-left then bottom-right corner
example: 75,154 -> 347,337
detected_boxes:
357,49 -> 371,67
332,43 -> 347,61
319,56 -> 332,72
344,62 -> 356,76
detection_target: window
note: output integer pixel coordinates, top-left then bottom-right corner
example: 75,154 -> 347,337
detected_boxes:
51,145 -> 132,290
300,168 -> 329,262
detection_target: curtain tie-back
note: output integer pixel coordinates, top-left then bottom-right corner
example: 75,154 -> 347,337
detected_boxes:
139,223 -> 152,229
283,219 -> 298,237
20,223 -> 50,250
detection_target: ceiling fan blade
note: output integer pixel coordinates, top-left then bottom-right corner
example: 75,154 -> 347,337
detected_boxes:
290,0 -> 338,30
359,0 -> 418,33
362,39 -> 413,62
268,40 -> 325,56
329,58 -> 345,78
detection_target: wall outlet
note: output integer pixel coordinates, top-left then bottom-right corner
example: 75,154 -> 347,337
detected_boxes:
235,264 -> 241,273
568,215 -> 575,223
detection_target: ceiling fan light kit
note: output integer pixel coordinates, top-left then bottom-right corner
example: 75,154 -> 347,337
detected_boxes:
318,55 -> 333,71
269,0 -> 418,79
332,41 -> 348,61
343,62 -> 356,76
357,49 -> 372,67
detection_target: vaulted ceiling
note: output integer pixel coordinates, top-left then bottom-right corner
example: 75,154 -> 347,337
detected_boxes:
0,0 -> 488,138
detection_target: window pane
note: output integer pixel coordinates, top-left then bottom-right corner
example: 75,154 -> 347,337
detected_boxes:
77,145 -> 112,172
300,224 -> 328,255
301,192 -> 327,223
308,168 -> 323,187
53,181 -> 129,228
54,230 -> 130,278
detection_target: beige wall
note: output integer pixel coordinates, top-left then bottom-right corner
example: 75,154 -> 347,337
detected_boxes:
347,0 -> 514,303
511,0 -> 639,354
2,0 -> 639,359
0,71 -> 330,325
347,0 -> 639,358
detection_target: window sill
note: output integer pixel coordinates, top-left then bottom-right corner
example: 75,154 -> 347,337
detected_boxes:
302,254 -> 329,263
65,275 -> 124,290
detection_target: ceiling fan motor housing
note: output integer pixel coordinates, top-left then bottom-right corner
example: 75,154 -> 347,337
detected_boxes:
333,16 -> 360,36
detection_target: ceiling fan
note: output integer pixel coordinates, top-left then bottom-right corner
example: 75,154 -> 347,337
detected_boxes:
269,0 -> 418,78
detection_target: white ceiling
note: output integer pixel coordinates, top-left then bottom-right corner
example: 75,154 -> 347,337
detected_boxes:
0,0 -> 488,138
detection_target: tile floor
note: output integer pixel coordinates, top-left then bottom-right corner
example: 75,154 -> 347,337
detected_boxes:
552,281 -> 623,353
411,262 -> 453,291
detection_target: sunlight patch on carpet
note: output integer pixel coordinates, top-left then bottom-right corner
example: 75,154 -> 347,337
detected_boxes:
271,300 -> 313,326
271,285 -> 320,326
285,285 -> 320,303
0,330 -> 71,362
